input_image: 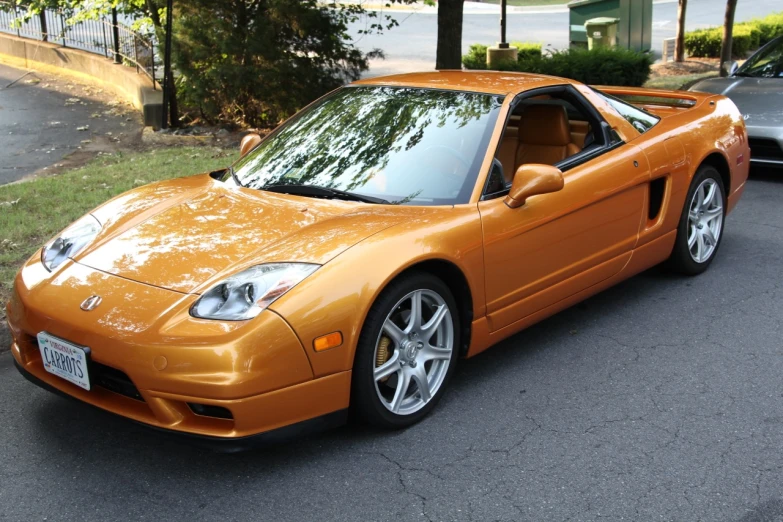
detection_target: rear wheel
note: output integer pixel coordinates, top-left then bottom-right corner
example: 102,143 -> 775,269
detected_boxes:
668,165 -> 726,275
352,272 -> 460,429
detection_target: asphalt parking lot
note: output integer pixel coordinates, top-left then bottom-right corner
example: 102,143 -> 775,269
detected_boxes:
1,170 -> 782,521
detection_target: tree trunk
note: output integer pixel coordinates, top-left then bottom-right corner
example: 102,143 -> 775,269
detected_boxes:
146,0 -> 179,126
167,73 -> 179,126
719,0 -> 738,77
674,0 -> 687,62
435,0 -> 464,70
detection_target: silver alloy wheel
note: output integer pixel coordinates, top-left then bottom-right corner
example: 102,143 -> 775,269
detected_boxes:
687,178 -> 724,264
373,289 -> 454,416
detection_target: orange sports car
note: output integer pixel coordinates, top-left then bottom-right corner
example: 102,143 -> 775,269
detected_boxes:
6,72 -> 749,449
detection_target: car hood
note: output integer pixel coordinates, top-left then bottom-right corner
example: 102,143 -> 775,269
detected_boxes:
77,174 -> 407,293
690,77 -> 783,126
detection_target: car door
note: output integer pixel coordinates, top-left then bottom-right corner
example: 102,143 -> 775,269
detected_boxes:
479,86 -> 651,332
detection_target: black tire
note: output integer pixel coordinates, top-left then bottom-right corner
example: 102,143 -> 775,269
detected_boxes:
667,165 -> 726,275
351,271 -> 460,429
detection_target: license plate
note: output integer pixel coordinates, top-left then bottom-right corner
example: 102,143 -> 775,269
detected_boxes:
37,332 -> 91,391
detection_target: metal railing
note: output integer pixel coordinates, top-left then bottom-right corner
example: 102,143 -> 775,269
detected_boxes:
0,1 -> 157,88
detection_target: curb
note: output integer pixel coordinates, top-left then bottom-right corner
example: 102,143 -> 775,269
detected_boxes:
0,33 -> 161,127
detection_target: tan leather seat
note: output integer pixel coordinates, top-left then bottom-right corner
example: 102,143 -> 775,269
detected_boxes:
516,105 -> 581,167
496,118 -> 520,184
569,120 -> 591,148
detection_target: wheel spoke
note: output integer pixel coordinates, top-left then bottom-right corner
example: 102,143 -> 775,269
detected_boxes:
407,290 -> 422,332
704,207 -> 723,222
411,364 -> 431,402
695,230 -> 705,262
374,351 -> 401,382
696,185 -> 705,210
420,343 -> 452,362
421,304 -> 448,338
702,182 -> 717,211
383,319 -> 405,345
688,228 -> 697,249
703,227 -> 717,247
389,369 -> 411,413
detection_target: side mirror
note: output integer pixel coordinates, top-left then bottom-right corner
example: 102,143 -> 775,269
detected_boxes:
729,61 -> 739,76
504,164 -> 564,209
240,133 -> 262,157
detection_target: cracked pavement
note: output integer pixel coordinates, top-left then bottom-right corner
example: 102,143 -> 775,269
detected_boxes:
1,171 -> 782,521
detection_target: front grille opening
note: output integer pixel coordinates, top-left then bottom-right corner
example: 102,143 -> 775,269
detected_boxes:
91,361 -> 145,402
188,403 -> 233,420
749,138 -> 783,161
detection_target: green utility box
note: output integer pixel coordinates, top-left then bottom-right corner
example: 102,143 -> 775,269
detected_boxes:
585,17 -> 619,49
567,0 -> 652,52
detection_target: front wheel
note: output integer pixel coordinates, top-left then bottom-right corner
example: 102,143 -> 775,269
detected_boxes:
351,272 -> 460,429
667,165 -> 726,275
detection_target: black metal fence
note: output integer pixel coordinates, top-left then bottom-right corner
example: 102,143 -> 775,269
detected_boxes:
0,1 -> 157,88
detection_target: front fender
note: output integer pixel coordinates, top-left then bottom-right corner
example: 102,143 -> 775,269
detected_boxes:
269,204 -> 485,378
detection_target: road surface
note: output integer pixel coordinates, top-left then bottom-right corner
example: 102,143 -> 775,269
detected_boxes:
0,64 -> 142,185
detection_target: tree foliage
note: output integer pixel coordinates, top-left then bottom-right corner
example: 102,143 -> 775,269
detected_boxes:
10,0 -> 425,128
173,0 -> 376,127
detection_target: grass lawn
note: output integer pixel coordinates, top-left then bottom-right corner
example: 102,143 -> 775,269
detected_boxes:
643,72 -> 718,91
0,146 -> 234,311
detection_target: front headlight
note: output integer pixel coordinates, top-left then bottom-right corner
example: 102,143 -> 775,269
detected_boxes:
190,263 -> 319,321
41,214 -> 102,271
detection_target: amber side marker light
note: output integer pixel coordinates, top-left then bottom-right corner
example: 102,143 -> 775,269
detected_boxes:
314,332 -> 343,352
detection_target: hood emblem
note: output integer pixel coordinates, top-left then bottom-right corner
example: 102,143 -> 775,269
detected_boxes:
80,295 -> 102,311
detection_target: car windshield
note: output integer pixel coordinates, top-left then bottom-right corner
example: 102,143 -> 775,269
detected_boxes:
228,86 -> 503,205
735,37 -> 783,78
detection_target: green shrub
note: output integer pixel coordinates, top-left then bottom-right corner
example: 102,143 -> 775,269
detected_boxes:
750,12 -> 783,46
509,41 -> 543,60
684,28 -> 722,57
684,12 -> 782,58
462,42 -> 541,70
462,43 -> 489,70
463,45 -> 652,87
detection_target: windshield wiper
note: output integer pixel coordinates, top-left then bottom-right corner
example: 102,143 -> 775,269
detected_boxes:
733,71 -> 754,77
261,183 -> 390,204
228,165 -> 243,187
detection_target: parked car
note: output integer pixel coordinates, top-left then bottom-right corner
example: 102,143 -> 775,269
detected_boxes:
690,35 -> 783,169
7,71 -> 749,450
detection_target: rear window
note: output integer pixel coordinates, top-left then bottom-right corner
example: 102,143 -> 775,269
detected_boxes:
593,89 -> 661,134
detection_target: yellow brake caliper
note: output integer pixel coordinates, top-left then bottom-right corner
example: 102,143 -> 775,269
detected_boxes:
376,335 -> 392,382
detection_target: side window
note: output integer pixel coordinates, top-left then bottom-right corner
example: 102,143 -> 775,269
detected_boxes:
594,90 -> 660,134
482,159 -> 508,200
485,86 -> 620,197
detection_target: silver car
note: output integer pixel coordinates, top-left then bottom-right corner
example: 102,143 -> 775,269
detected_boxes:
690,36 -> 783,169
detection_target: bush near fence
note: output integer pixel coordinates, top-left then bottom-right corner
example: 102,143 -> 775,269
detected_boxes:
684,11 -> 783,58
462,46 -> 652,87
462,42 -> 542,70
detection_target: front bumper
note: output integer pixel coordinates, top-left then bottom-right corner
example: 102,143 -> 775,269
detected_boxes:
748,127 -> 783,168
13,358 -> 347,452
6,258 -> 351,442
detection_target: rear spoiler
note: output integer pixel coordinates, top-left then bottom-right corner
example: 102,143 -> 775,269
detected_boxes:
594,86 -> 713,110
